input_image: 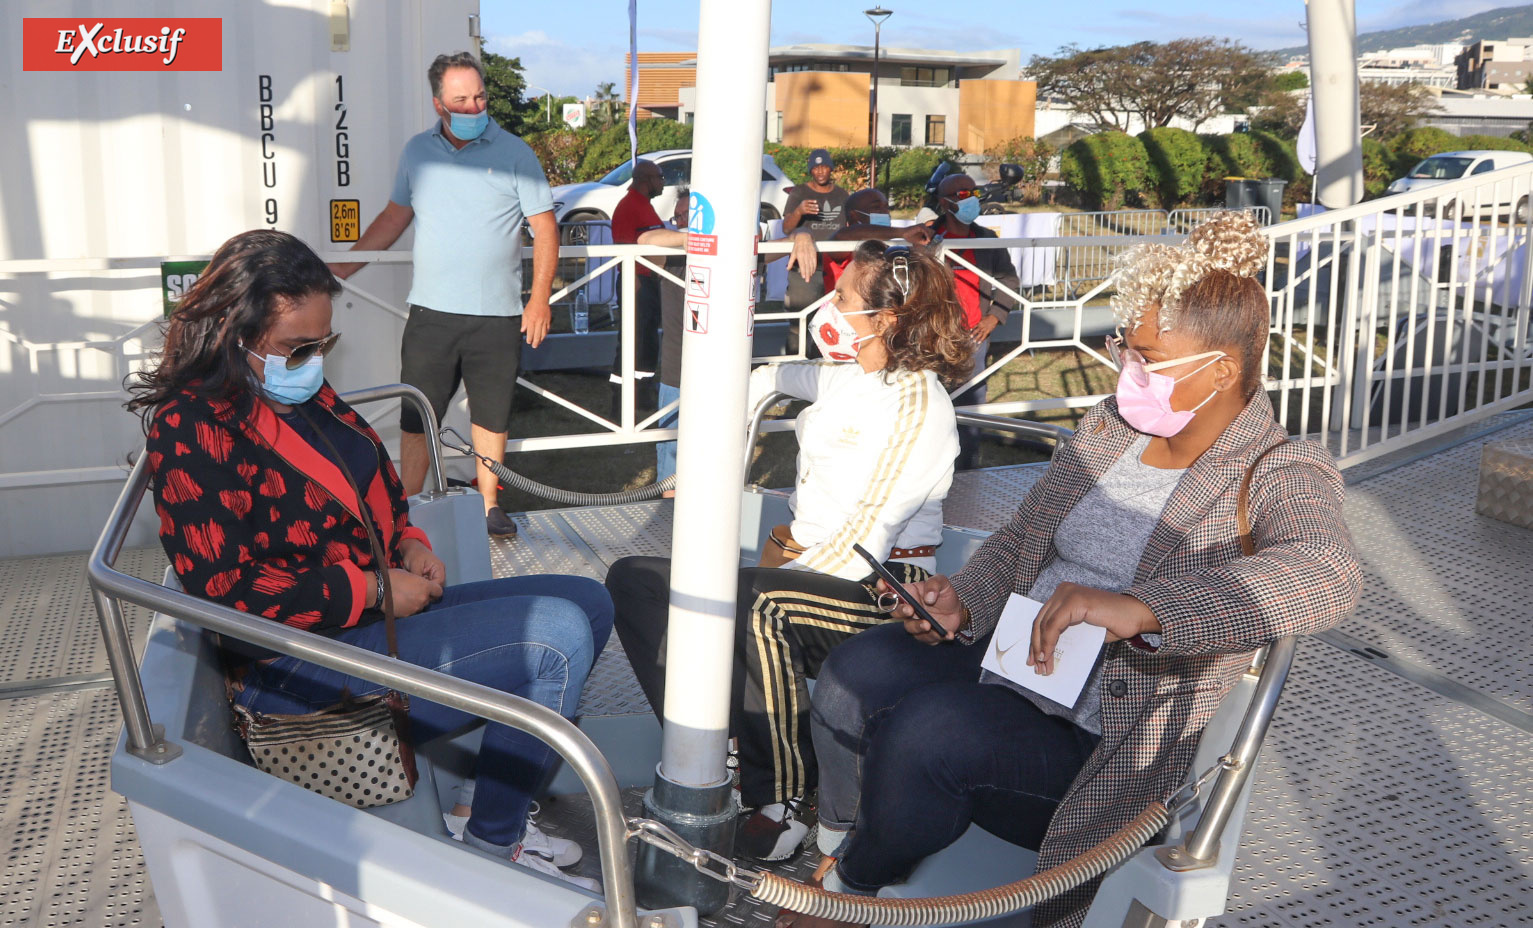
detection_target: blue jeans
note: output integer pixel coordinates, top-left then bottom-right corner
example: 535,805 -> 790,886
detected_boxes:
235,576 -> 614,851
810,622 -> 1099,891
656,382 -> 680,482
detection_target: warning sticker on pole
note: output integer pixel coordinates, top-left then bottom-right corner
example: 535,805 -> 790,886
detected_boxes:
686,234 -> 718,255
687,266 -> 711,298
685,301 -> 710,334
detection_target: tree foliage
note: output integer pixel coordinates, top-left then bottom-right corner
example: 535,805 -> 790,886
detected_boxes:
482,50 -> 534,136
1359,81 -> 1441,140
985,136 -> 1055,203
577,120 -> 694,181
1361,137 -> 1394,198
1272,71 -> 1309,92
591,81 -> 624,130
1028,38 -> 1270,132
1249,89 -> 1306,137
524,128 -> 595,186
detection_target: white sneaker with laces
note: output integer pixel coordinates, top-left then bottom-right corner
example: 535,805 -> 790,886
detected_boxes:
738,799 -> 811,862
521,819 -> 583,868
513,844 -> 601,892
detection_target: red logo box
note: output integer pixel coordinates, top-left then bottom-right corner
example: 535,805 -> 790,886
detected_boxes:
23,19 -> 222,71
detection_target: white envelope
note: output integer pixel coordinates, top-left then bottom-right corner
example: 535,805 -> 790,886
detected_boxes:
981,593 -> 1107,708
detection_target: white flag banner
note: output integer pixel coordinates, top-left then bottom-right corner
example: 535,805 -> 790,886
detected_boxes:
1297,92 -> 1317,176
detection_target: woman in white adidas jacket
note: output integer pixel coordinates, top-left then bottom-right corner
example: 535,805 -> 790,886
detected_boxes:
606,240 -> 972,861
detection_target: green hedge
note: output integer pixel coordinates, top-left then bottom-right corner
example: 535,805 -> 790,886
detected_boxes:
1388,127 -> 1461,178
577,120 -> 695,181
1060,131 -> 1150,209
1361,137 -> 1393,198
1138,127 -> 1207,208
1457,134 -> 1531,153
763,144 -> 900,190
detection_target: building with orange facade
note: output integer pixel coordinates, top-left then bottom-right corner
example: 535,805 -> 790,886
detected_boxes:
629,44 -> 1034,153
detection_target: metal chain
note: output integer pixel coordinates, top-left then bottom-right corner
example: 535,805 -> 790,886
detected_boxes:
626,818 -> 764,892
1166,753 -> 1241,816
625,754 -> 1240,893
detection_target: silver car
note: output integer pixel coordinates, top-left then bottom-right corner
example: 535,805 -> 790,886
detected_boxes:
550,149 -> 795,239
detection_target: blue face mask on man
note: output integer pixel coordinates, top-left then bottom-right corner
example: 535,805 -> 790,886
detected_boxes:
446,108 -> 489,141
950,195 -> 981,225
244,346 -> 325,406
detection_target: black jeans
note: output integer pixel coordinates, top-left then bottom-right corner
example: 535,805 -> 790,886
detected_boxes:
605,555 -> 926,808
810,622 -> 1100,892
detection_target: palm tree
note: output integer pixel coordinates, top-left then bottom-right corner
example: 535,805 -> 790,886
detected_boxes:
592,81 -> 622,129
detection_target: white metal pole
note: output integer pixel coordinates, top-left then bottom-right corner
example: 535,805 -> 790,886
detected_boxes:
662,0 -> 772,789
1306,0 -> 1364,208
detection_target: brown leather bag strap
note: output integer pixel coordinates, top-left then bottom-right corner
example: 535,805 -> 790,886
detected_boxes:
293,404 -> 398,659
1237,440 -> 1288,557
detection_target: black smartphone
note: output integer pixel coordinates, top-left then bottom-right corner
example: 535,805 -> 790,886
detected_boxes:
852,544 -> 950,640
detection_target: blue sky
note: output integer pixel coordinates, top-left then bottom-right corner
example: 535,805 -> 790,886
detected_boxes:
484,0 -> 1491,97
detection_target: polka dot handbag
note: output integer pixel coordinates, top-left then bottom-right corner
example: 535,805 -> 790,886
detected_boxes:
233,691 -> 419,809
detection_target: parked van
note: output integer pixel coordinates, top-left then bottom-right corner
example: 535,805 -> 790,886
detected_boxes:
1387,149 -> 1533,221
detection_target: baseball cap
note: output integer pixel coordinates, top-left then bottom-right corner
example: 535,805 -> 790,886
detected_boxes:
808,149 -> 834,169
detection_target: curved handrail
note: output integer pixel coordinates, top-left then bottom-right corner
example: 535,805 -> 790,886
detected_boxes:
341,384 -> 447,497
744,390 -> 1074,479
86,401 -> 637,927
1159,635 -> 1297,870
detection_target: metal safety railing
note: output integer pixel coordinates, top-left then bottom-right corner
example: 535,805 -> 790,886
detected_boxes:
84,384 -> 642,928
1267,161 -> 1533,465
8,181 -> 1533,519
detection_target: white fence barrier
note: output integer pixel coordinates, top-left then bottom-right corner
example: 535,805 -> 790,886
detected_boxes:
2,185 -> 1528,555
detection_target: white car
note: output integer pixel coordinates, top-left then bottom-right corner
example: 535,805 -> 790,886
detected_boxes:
549,149 -> 795,237
1387,149 -> 1533,221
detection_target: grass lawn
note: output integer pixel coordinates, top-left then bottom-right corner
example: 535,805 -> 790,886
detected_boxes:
492,340 -> 1120,513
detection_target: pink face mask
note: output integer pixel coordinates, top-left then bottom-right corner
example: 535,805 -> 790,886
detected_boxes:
1112,344 -> 1225,437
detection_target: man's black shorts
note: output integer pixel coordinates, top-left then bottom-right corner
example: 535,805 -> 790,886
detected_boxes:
399,304 -> 523,435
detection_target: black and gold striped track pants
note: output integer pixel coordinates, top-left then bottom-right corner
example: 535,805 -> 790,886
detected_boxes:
606,555 -> 930,808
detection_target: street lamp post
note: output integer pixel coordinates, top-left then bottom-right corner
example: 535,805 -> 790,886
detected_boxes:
527,84 -> 555,126
865,6 -> 892,188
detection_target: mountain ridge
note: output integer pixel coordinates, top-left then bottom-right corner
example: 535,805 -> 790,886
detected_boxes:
1272,4 -> 1533,57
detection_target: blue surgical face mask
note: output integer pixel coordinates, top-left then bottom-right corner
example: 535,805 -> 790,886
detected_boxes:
446,108 -> 489,141
245,346 -> 325,406
865,212 -> 891,227
951,196 -> 981,225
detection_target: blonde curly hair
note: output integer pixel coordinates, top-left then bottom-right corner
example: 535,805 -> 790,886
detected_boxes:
1109,210 -> 1266,334
1108,211 -> 1272,394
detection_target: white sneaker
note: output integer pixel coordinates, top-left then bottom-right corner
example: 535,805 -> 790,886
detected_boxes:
513,843 -> 601,892
738,799 -> 811,862
445,812 -> 582,868
521,819 -> 583,868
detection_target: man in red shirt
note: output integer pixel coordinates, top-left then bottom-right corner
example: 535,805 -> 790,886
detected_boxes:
610,160 -> 669,402
926,173 -> 1020,468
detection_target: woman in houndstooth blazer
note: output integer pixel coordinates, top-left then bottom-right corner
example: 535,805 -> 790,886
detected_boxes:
789,213 -> 1364,928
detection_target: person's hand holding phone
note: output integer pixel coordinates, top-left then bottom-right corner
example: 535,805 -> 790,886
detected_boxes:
877,574 -> 963,645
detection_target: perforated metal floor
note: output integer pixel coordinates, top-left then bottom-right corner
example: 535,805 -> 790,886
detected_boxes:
3,418 -> 1532,927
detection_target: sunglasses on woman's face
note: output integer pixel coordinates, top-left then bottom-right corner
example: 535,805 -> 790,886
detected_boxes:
1108,334 -> 1223,387
279,332 -> 342,369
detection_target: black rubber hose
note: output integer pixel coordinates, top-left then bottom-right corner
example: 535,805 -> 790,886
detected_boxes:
438,428 -> 676,507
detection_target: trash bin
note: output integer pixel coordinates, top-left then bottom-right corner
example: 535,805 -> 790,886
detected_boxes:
1224,177 -> 1257,209
1251,178 -> 1287,224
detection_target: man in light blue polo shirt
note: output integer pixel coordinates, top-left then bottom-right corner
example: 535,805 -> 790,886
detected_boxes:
334,51 -> 555,537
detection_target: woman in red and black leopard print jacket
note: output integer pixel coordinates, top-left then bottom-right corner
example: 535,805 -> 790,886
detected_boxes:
127,230 -> 612,882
